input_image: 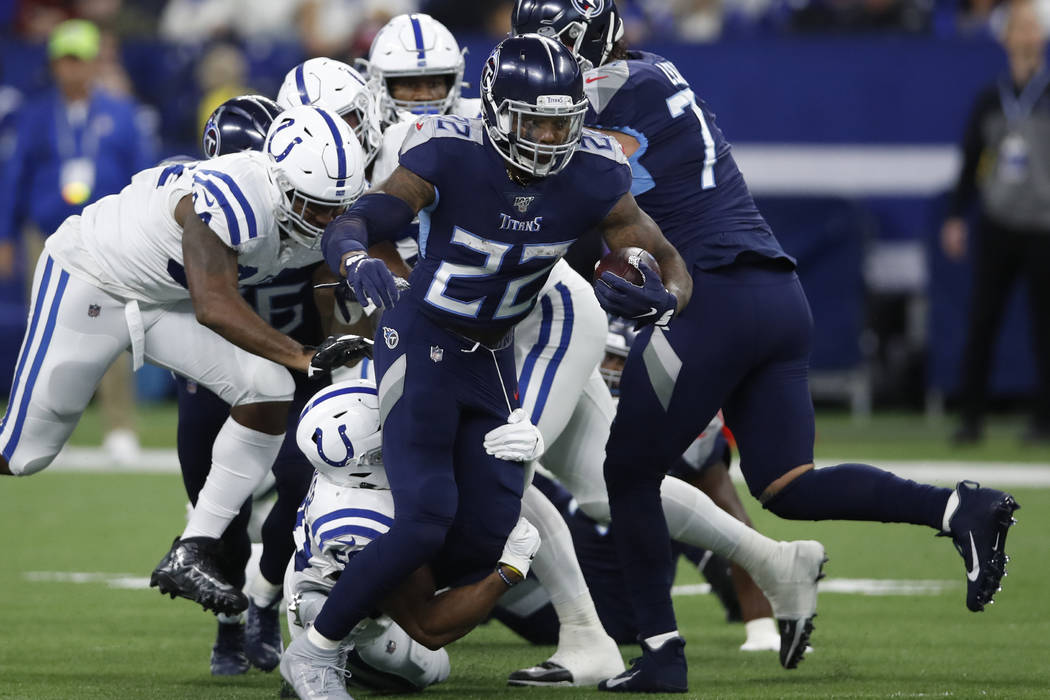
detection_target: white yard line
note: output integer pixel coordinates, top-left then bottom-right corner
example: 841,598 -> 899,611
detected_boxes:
47,447 -> 1050,487
23,570 -> 959,597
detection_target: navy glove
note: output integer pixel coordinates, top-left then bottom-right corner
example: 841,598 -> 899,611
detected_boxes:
345,254 -> 400,310
595,262 -> 677,329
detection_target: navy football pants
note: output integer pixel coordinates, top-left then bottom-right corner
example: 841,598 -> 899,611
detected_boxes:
605,262 -> 950,637
314,297 -> 526,640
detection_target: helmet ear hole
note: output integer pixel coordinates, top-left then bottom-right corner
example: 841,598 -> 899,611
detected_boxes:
297,380 -> 385,489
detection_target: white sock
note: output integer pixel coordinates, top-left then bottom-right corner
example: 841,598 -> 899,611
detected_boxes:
644,630 -> 680,650
217,612 -> 244,625
522,485 -> 591,607
246,573 -> 283,609
182,416 -> 283,540
659,476 -> 781,584
743,617 -> 778,647
307,625 -> 342,651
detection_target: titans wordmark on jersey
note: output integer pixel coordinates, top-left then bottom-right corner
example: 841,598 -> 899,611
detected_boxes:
394,115 -> 632,332
45,152 -> 322,304
583,51 -> 793,272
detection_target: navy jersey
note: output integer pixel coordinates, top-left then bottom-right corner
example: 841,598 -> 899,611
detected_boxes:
397,114 -> 632,333
241,263 -> 324,346
584,51 -> 793,271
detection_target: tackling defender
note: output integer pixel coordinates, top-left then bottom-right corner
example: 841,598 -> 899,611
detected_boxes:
513,0 -> 1021,692
0,103 -> 370,619
285,378 -> 543,695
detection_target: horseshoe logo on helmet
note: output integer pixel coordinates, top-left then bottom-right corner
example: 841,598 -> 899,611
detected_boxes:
313,425 -> 355,467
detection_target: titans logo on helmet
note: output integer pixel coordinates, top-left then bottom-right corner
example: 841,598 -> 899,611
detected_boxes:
203,122 -> 220,158
571,0 -> 605,17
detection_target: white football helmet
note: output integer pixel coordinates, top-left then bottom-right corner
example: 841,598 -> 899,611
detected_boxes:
296,379 -> 386,489
366,13 -> 465,126
264,104 -> 366,249
276,58 -> 382,167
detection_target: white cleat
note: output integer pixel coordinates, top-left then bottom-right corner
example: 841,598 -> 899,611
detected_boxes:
508,624 -> 624,686
753,540 -> 827,670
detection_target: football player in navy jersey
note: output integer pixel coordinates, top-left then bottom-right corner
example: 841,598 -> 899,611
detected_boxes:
513,0 -> 1021,692
280,34 -> 692,700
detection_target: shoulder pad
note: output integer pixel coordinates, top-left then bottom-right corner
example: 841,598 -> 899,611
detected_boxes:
583,61 -> 631,115
578,129 -> 629,165
399,114 -> 482,157
190,152 -> 274,248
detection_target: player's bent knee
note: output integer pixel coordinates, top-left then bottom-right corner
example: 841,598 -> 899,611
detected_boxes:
226,360 -> 295,406
575,497 -> 611,525
758,463 -> 815,511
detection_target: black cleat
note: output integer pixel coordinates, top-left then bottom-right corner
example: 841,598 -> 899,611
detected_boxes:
598,636 -> 687,693
245,600 -> 283,672
150,536 -> 249,615
778,617 -> 816,670
508,661 -> 574,686
941,481 -> 1020,612
211,621 -> 250,676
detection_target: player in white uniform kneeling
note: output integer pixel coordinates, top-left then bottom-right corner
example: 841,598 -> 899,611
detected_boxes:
284,378 -> 543,697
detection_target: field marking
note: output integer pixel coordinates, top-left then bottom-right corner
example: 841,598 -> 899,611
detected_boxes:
673,578 -> 957,597
25,570 -> 957,597
45,447 -> 1050,487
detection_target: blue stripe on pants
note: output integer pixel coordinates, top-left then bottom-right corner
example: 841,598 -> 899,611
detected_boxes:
0,256 -> 55,442
529,283 -> 573,425
2,262 -> 69,460
517,295 -> 553,403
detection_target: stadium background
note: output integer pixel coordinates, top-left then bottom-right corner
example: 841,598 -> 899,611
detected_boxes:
1,4 -> 1049,699
0,1 -> 1042,420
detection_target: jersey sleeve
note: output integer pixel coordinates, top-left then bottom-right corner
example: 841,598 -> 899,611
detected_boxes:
372,119 -> 413,184
190,155 -> 270,250
576,130 -> 634,220
398,114 -> 480,186
583,60 -> 636,128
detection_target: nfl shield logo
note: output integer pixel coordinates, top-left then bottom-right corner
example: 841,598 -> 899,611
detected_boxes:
386,640 -> 397,654
513,196 -> 535,214
430,345 -> 444,363
382,326 -> 399,349
87,304 -> 101,318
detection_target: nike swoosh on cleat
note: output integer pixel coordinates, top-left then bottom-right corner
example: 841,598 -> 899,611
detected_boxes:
966,532 -> 980,582
992,532 -> 1000,551
602,671 -> 639,689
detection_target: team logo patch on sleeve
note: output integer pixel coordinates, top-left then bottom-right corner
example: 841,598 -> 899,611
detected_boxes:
383,326 -> 399,349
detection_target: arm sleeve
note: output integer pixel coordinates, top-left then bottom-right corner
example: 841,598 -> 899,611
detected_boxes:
947,87 -> 997,218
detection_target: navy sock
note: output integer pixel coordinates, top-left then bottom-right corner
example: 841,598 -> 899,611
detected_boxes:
765,463 -> 951,530
605,467 -> 678,639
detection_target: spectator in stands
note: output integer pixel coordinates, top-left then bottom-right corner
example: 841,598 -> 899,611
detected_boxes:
0,19 -> 155,462
941,0 -> 1050,444
298,0 -> 416,59
790,0 -> 931,32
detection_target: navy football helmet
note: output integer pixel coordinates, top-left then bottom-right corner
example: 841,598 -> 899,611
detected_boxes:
481,34 -> 588,177
202,95 -> 283,159
511,0 -> 624,71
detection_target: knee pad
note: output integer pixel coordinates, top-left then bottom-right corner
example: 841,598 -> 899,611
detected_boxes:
347,617 -> 451,692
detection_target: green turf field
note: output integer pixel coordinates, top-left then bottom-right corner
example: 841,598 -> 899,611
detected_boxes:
2,465 -> 1048,699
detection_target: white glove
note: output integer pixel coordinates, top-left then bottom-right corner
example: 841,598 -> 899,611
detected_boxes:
499,516 -> 541,579
483,408 -> 545,462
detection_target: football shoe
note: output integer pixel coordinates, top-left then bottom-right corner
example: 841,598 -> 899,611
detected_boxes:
245,600 -> 283,671
940,480 -> 1020,612
508,623 -> 624,686
150,536 -> 248,615
211,621 -> 250,676
751,540 -> 826,669
280,633 -> 352,700
597,635 -> 687,693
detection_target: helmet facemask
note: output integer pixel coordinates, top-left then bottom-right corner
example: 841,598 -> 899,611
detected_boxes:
272,169 -> 361,250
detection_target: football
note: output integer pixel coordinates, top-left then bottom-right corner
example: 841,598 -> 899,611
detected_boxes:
594,247 -> 662,287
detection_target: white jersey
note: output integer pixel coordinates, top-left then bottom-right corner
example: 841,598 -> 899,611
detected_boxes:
45,152 -> 322,304
290,471 -> 395,593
